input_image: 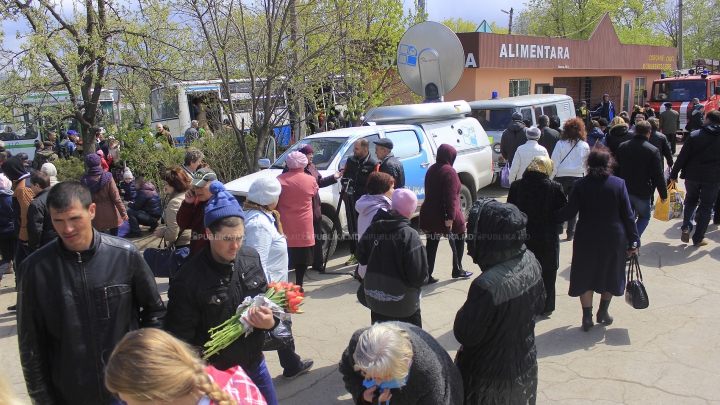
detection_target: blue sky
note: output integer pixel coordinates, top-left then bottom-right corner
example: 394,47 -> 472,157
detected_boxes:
404,0 -> 527,30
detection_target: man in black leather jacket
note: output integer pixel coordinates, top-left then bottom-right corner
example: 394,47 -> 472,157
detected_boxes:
374,138 -> 405,188
340,138 -> 379,265
17,181 -> 165,405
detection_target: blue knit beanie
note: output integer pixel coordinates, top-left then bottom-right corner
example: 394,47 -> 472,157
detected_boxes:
204,180 -> 245,228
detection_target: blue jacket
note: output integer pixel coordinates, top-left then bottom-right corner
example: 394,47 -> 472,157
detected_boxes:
0,188 -> 13,236
119,180 -> 137,202
129,182 -> 163,218
587,127 -> 606,147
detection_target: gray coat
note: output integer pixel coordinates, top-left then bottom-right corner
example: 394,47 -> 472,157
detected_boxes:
659,109 -> 680,137
339,323 -> 464,405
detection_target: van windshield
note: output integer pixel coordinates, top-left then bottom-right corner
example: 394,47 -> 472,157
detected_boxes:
470,109 -> 515,131
271,137 -> 348,170
652,80 -> 707,102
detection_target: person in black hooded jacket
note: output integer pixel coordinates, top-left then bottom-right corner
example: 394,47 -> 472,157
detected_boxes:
606,117 -> 634,155
500,112 -> 527,166
356,189 -> 428,328
454,199 -> 545,405
26,171 -> 58,251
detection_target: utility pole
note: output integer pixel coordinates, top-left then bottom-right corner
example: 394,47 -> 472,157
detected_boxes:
418,0 -> 426,21
289,0 -> 306,139
501,8 -> 514,34
678,0 -> 683,69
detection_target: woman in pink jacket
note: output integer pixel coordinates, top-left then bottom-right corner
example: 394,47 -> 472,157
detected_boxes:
277,151 -> 318,288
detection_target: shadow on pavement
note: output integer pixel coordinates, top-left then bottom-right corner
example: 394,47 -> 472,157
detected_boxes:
535,325 -> 631,358
641,241 -> 711,266
274,363 -> 354,404
434,329 -> 461,353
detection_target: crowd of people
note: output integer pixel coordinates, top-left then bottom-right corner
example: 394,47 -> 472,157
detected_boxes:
1,98 -> 719,405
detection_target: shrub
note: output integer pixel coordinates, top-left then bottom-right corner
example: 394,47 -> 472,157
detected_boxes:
53,157 -> 86,182
116,128 -> 184,197
188,130 -> 257,183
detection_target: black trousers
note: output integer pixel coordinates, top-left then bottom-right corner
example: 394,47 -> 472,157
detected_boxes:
555,176 -> 580,236
715,189 -> 720,224
371,308 -> 422,328
669,132 -> 677,155
312,219 -> 323,269
425,233 -> 465,276
344,198 -> 359,255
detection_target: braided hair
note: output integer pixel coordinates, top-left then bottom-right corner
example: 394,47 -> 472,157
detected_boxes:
105,329 -> 237,405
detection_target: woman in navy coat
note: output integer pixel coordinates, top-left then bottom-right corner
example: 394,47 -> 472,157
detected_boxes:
555,145 -> 639,332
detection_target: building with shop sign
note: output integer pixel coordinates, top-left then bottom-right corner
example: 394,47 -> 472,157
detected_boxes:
446,14 -> 678,114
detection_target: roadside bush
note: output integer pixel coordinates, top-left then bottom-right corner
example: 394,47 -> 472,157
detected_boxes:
188,130 -> 257,183
116,128 -> 184,197
53,157 -> 86,182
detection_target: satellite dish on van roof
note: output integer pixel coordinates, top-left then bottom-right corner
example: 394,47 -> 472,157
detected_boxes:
397,21 -> 465,101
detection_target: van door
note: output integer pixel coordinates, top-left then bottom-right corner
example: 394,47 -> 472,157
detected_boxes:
383,129 -> 427,204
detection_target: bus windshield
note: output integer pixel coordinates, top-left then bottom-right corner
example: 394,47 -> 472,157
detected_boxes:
652,80 -> 707,102
271,137 -> 348,170
470,109 -> 515,131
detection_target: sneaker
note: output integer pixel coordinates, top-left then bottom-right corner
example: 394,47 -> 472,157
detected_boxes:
681,230 -> 690,243
426,276 -> 440,285
345,254 -> 358,266
7,305 -> 16,311
148,222 -> 159,232
283,359 -> 314,380
3,262 -> 13,274
693,238 -> 709,247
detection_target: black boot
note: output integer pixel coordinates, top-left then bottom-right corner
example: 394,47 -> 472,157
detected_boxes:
582,306 -> 594,332
596,299 -> 614,325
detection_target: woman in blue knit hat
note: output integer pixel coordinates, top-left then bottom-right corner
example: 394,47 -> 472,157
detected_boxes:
164,181 -> 281,405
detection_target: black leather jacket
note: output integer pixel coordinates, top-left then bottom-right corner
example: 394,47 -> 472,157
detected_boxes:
17,230 -> 166,405
379,154 -> 405,188
26,188 -> 58,250
164,245 -> 273,372
343,152 -> 379,203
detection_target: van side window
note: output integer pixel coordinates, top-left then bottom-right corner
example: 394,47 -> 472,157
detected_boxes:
384,130 -> 421,159
543,104 -> 558,117
520,108 -> 533,125
535,107 -> 542,120
342,134 -> 380,162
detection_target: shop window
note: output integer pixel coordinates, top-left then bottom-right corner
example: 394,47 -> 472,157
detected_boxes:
510,79 -> 531,97
535,83 -> 552,94
634,77 -> 646,106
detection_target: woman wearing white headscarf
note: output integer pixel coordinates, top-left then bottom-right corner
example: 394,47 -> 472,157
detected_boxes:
40,163 -> 59,187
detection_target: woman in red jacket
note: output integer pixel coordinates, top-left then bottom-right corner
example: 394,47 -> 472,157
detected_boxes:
419,144 -> 473,283
277,151 -> 318,288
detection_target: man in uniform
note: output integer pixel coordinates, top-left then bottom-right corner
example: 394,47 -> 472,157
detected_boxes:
374,138 -> 405,188
341,138 -> 378,265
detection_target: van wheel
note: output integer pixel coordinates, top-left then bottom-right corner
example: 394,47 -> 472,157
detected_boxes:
459,184 -> 473,219
319,214 -> 338,261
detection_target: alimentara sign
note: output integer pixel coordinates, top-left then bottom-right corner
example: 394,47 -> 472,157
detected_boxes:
499,44 -> 570,60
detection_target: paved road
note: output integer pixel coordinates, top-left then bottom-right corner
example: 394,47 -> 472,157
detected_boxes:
2,182 -> 719,404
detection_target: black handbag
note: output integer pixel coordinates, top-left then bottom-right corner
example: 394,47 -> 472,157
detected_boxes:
263,317 -> 295,351
142,235 -> 189,278
625,254 -> 649,309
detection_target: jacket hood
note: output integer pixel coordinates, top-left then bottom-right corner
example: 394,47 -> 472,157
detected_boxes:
370,208 -> 410,233
508,121 -> 526,132
469,199 -> 527,268
609,125 -> 630,137
588,127 -> 604,138
139,182 -> 157,192
436,144 -> 457,166
702,123 -> 720,134
356,194 -> 392,217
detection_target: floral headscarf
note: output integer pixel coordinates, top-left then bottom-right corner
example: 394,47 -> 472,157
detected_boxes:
525,156 -> 554,177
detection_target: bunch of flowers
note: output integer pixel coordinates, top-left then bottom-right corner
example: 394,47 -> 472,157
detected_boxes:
204,282 -> 305,358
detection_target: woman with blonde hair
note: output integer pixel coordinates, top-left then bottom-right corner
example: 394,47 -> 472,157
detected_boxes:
339,322 -> 463,405
105,328 -> 267,405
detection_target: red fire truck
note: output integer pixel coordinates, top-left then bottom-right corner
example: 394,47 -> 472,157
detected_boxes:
648,59 -> 720,141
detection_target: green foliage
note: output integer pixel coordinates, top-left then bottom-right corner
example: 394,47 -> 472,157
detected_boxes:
187,132 -> 257,184
116,129 -> 184,194
441,18 -> 480,33
489,22 -> 509,34
53,157 -> 87,182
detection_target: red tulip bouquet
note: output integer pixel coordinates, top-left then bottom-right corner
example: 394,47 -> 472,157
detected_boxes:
204,282 -> 305,359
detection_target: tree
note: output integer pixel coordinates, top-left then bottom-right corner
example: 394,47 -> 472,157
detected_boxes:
441,17 -> 479,33
0,0 -> 186,154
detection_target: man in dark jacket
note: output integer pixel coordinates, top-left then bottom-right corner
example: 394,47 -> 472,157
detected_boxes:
454,199 -> 545,405
670,110 -> 720,247
500,112 -> 527,166
593,94 -> 616,121
615,121 -> 668,239
340,138 -> 379,265
356,189 -> 427,327
125,176 -> 163,237
647,118 -> 674,170
374,138 -> 405,188
27,171 -> 58,251
685,98 -> 704,133
32,141 -> 58,170
537,114 -> 560,156
165,182 -> 288,404
659,102 -> 680,154
607,121 -> 634,155
17,181 -> 165,405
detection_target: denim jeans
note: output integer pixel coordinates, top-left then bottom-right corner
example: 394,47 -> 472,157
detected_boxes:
628,194 -> 652,240
682,180 -> 720,244
248,359 -> 278,405
126,208 -> 158,233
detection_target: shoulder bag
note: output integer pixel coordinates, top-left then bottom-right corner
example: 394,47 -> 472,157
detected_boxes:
625,254 -> 649,309
558,141 -> 578,167
142,230 -> 189,279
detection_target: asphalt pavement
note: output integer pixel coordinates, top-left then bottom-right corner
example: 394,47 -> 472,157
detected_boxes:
1,181 -> 719,404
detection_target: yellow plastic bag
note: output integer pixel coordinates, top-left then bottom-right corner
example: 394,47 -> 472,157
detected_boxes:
667,183 -> 685,219
653,196 -> 670,221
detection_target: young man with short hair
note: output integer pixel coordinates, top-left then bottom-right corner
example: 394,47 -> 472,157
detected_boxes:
17,181 -> 165,404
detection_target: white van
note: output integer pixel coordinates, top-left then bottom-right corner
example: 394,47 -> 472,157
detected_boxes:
468,94 -> 576,176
